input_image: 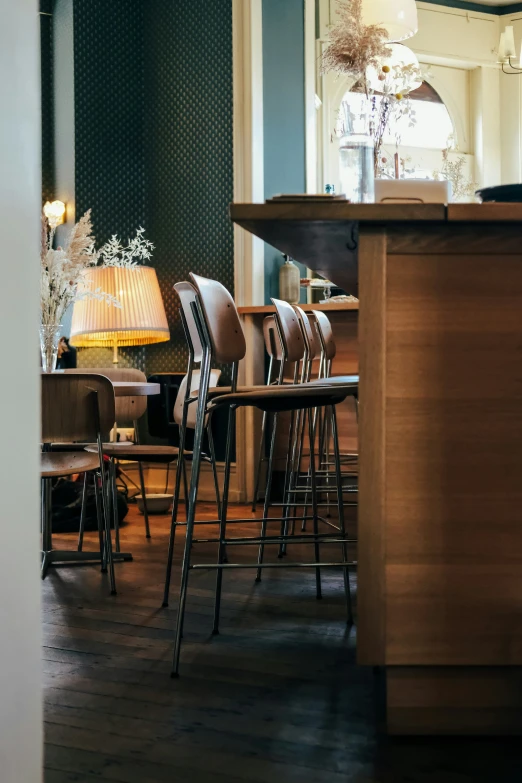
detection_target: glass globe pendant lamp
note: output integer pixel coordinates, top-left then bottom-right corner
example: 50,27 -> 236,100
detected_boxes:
362,0 -> 418,43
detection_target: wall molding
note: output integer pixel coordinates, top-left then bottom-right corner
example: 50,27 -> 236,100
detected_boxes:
419,0 -> 522,15
232,0 -> 266,502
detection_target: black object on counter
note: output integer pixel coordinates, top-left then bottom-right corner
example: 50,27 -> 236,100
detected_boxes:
476,184 -> 522,202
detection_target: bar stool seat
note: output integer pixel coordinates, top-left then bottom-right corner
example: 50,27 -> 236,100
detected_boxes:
304,375 -> 359,386
41,451 -> 101,478
210,383 -> 357,412
85,443 -> 189,463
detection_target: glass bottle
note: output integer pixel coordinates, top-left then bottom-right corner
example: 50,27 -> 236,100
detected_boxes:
279,255 -> 300,305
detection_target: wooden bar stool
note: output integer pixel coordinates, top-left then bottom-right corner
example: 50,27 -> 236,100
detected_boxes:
168,274 -> 358,677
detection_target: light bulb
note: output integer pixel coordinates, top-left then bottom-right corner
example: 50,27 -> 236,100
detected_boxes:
43,200 -> 66,229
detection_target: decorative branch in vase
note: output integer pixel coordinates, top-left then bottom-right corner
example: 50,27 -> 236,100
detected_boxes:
433,139 -> 478,202
321,0 -> 389,89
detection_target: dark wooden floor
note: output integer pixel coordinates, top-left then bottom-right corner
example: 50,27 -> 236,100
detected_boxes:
43,502 -> 522,782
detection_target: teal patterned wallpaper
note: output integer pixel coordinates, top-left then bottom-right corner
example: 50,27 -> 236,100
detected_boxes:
143,0 -> 234,375
72,0 -> 147,370
54,0 -> 234,374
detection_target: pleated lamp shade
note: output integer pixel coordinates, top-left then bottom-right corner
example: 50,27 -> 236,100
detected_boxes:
362,0 -> 418,43
71,266 -> 170,349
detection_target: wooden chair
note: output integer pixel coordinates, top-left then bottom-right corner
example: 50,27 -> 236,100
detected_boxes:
65,367 -> 156,540
41,373 -> 117,593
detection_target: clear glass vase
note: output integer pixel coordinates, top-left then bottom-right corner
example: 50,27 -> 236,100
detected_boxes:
338,99 -> 375,203
40,323 -> 62,373
339,132 -> 375,204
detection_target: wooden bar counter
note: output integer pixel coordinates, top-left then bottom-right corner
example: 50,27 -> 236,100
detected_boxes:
231,201 -> 522,735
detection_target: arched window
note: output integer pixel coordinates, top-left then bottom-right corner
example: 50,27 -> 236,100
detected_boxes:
339,81 -> 458,180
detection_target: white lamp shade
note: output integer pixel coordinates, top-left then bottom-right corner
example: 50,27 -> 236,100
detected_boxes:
504,26 -> 516,58
70,266 -> 170,348
498,32 -> 507,63
362,0 -> 418,43
367,43 -> 422,94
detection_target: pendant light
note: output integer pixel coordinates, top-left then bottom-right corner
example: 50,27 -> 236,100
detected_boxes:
362,0 -> 418,43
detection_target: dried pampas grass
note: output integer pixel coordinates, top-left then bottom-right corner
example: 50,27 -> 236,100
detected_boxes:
321,0 -> 389,87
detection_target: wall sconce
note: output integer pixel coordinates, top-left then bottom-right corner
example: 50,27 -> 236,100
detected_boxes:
43,200 -> 66,229
498,25 -> 522,74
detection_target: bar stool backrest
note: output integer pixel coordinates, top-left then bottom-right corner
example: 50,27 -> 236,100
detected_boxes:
173,368 -> 221,429
271,297 -> 305,364
262,315 -> 283,361
293,306 -> 318,361
190,273 -> 246,364
42,373 -> 115,444
310,310 -> 336,361
174,281 -> 205,363
65,367 -> 147,424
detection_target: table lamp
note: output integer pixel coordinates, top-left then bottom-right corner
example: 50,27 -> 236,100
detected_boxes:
70,266 -> 170,363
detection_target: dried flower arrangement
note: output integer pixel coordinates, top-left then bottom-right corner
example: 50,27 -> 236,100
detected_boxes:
321,0 -> 389,89
41,209 -> 122,327
371,61 -> 422,176
433,140 -> 477,202
92,227 -> 155,268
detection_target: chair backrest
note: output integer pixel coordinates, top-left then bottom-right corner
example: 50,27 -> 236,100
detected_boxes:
271,297 -> 305,364
309,310 -> 336,361
262,316 -> 283,361
42,373 -> 115,443
190,273 -> 246,365
65,367 -> 147,424
173,368 -> 221,428
293,306 -> 318,361
174,281 -> 204,363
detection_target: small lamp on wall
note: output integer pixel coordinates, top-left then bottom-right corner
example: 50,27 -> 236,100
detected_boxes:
70,265 -> 170,364
43,200 -> 66,230
498,25 -> 522,74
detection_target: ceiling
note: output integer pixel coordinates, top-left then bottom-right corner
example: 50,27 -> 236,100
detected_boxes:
457,0 -> 519,5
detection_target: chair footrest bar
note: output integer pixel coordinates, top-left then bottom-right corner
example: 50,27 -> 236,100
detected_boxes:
190,561 -> 357,570
191,535 -> 357,545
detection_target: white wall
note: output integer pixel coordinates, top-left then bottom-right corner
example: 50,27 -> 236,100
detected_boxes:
0,1 -> 42,781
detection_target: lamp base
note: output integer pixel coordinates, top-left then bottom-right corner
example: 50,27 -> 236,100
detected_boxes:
113,339 -> 119,365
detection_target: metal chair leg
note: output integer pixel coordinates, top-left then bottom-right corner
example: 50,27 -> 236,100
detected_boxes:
278,408 -> 297,558
110,459 -> 121,552
134,418 -> 151,538
98,461 -> 117,595
137,461 -> 151,539
207,423 -> 221,517
251,409 -> 268,512
77,472 -> 88,551
163,364 -> 193,608
331,405 -> 353,625
171,350 -> 212,677
308,408 -> 322,600
93,474 -> 107,573
41,477 -> 52,579
212,403 -> 237,635
256,411 -> 279,581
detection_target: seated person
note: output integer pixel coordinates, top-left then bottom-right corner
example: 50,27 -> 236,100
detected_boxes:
56,336 -> 77,369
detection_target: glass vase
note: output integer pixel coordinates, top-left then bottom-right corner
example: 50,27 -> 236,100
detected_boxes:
339,132 -> 375,204
40,323 -> 62,373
